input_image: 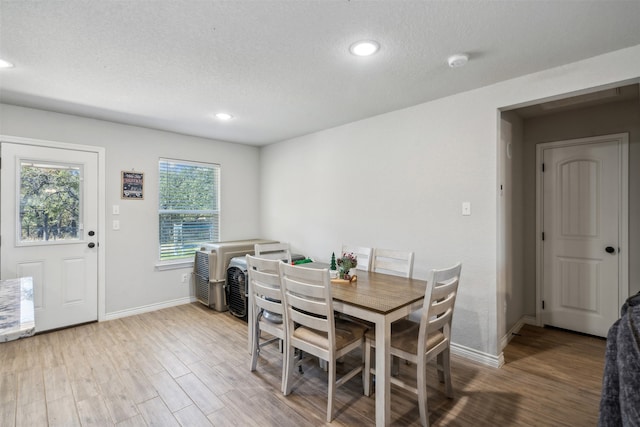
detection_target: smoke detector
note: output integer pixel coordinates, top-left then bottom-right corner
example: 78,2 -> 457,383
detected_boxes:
447,54 -> 469,68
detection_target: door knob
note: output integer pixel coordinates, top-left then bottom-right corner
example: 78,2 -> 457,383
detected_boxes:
88,242 -> 96,248
605,246 -> 616,254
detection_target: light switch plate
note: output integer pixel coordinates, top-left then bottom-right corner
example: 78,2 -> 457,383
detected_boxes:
112,220 -> 120,230
462,202 -> 471,216
112,205 -> 120,215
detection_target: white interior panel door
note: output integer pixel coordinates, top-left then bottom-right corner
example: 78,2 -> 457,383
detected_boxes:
542,137 -> 621,337
1,142 -> 98,332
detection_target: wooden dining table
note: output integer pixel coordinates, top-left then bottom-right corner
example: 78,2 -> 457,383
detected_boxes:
285,262 -> 427,426
329,268 -> 427,426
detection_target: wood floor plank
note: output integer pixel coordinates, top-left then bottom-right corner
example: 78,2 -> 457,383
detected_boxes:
187,360 -> 236,397
15,399 -> 47,427
88,351 -> 119,385
115,413 -> 148,427
0,305 -> 608,426
16,367 -> 44,407
0,372 -> 17,404
153,349 -> 191,378
130,349 -> 166,377
43,365 -> 73,402
38,333 -> 66,369
118,367 -> 158,404
164,337 -> 202,366
0,342 -> 17,375
47,395 -> 81,427
137,396 -> 180,427
76,395 -> 112,426
0,400 -> 16,427
99,378 -> 140,423
11,337 -> 39,373
70,375 -> 101,403
147,370 -> 193,412
173,404 -> 214,427
209,391 -> 263,427
175,372 -> 225,415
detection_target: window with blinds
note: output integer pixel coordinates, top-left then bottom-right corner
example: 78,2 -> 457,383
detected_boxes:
159,158 -> 219,261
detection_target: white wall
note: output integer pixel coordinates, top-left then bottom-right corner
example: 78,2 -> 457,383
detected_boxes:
260,45 -> 640,357
0,104 -> 261,315
499,112 -> 525,338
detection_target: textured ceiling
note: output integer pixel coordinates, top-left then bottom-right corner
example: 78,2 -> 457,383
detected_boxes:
1,1 -> 639,146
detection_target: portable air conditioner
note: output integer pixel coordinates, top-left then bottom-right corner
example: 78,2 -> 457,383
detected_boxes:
192,239 -> 277,311
226,253 -> 306,321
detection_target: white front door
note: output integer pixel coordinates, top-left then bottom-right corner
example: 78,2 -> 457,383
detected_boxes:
1,142 -> 99,332
540,134 -> 627,337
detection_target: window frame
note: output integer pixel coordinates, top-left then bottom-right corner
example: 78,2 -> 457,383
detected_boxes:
157,157 -> 220,266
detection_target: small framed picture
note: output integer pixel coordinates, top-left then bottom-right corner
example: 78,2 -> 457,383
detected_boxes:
121,171 -> 144,200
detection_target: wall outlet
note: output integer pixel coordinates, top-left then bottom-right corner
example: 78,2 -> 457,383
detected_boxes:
181,273 -> 189,283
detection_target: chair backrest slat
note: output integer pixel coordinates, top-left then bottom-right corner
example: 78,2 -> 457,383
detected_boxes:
246,255 -> 285,317
256,296 -> 284,315
285,278 -> 326,300
255,242 -> 292,263
280,263 -> 334,340
289,308 -> 330,332
341,245 -> 373,271
371,248 -> 415,278
418,262 -> 462,355
287,293 -> 329,318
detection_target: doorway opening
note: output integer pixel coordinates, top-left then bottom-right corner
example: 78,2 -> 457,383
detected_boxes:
497,82 -> 639,349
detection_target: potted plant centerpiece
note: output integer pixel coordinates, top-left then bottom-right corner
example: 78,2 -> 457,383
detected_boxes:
337,252 -> 357,281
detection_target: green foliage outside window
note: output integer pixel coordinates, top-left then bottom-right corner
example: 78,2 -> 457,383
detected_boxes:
20,163 -> 80,242
159,159 -> 220,261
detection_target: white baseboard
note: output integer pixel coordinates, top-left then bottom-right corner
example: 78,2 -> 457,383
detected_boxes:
499,314 -> 538,352
451,342 -> 504,368
104,296 -> 197,321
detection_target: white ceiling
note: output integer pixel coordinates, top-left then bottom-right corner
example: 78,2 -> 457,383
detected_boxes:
1,1 -> 639,146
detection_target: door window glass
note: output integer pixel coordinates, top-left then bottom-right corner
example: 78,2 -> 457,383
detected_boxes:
19,160 -> 82,243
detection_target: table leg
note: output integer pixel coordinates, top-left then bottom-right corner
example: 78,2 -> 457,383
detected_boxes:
375,316 -> 391,426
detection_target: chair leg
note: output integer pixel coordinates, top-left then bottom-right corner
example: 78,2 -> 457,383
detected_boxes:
442,348 -> 453,398
417,358 -> 429,427
283,344 -> 296,395
280,338 -> 288,394
363,338 -> 372,396
250,322 -> 260,371
436,353 -> 444,383
327,357 -> 336,422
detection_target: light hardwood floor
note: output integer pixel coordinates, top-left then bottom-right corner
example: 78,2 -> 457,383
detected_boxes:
0,303 -> 606,426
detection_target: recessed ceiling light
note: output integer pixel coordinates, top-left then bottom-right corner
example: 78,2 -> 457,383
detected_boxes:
215,113 -> 233,121
349,40 -> 380,57
0,59 -> 15,69
447,53 -> 469,68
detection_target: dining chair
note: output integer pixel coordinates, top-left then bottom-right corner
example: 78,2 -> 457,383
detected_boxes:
254,242 -> 292,263
341,245 -> 373,271
363,262 -> 462,427
246,255 -> 288,392
279,262 -> 368,422
371,248 -> 415,278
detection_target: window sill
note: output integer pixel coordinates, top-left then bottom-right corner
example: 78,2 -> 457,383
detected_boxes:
155,260 -> 194,271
